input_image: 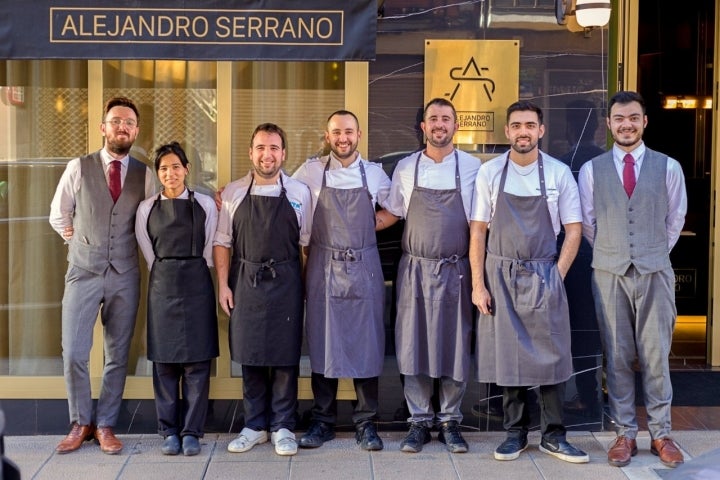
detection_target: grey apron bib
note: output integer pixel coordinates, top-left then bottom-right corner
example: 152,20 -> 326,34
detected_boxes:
476,152 -> 573,386
229,175 -> 303,366
305,160 -> 385,378
146,191 -> 219,363
395,151 -> 472,382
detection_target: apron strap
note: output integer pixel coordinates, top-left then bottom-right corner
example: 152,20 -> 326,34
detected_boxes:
413,150 -> 461,191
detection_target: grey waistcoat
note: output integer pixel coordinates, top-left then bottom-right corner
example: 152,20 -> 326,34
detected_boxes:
68,152 -> 146,274
591,148 -> 670,275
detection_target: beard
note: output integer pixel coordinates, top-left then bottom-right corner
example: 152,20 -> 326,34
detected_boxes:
510,137 -> 537,154
330,142 -> 358,160
426,129 -> 453,148
253,164 -> 281,180
105,138 -> 133,156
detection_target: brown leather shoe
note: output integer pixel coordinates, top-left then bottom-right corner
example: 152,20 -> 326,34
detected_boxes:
94,426 -> 123,455
651,437 -> 684,468
56,423 -> 95,454
607,435 -> 637,467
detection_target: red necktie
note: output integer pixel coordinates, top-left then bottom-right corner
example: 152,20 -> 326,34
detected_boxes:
108,160 -> 121,202
622,153 -> 636,198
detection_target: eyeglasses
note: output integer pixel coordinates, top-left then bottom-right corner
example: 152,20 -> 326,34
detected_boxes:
104,118 -> 138,128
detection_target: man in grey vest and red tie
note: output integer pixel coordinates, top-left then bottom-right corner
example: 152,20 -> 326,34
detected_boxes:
578,91 -> 688,468
49,97 -> 155,455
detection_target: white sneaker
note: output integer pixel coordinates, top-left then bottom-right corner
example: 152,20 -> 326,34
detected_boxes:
227,428 -> 268,453
271,428 -> 298,456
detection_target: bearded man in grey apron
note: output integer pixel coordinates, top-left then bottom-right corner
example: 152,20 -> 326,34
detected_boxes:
387,98 -> 479,454
214,124 -> 312,457
136,142 -> 219,456
470,101 -> 588,464
293,110 -> 397,451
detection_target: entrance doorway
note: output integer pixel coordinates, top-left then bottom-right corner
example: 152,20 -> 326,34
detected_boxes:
636,0 -> 715,365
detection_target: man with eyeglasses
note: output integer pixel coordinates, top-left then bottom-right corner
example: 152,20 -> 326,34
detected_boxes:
49,96 -> 155,455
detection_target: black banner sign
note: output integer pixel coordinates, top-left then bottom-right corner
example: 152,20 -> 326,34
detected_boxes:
0,0 -> 376,61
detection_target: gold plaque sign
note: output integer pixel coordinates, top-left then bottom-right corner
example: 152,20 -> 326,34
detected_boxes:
425,39 -> 519,145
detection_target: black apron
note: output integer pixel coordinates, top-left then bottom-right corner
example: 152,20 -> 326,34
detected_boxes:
146,191 -> 219,363
395,151 -> 472,382
476,153 -> 573,386
305,160 -> 385,378
229,175 -> 303,367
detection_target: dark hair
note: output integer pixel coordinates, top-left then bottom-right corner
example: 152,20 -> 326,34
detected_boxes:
104,96 -> 139,123
327,110 -> 360,130
506,100 -> 544,125
250,123 -> 287,150
423,97 -> 457,122
153,141 -> 189,172
608,91 -> 646,115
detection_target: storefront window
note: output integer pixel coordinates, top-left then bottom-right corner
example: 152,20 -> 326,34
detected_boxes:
0,60 -> 88,375
230,62 -> 345,178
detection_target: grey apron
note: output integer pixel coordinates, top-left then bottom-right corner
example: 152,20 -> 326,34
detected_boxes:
146,191 -> 219,363
229,175 -> 303,366
476,152 -> 573,386
305,160 -> 385,378
395,151 -> 472,382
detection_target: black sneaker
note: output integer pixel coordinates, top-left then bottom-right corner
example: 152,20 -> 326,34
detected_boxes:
539,438 -> 590,464
494,436 -> 528,461
355,421 -> 383,451
399,423 -> 431,453
298,421 -> 335,449
437,421 -> 468,453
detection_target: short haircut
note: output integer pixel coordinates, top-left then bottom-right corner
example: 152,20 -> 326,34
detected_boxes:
506,100 -> 544,125
608,91 -> 646,115
153,142 -> 189,172
104,96 -> 139,122
250,123 -> 287,150
423,97 -> 457,122
326,110 -> 360,130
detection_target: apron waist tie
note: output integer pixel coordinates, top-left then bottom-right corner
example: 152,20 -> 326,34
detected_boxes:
486,252 -> 556,281
239,258 -> 294,287
314,243 -> 376,262
406,252 -> 466,276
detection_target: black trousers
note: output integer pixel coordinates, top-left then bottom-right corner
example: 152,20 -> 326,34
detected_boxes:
153,360 -> 211,438
242,365 -> 298,432
310,372 -> 378,425
503,383 -> 566,441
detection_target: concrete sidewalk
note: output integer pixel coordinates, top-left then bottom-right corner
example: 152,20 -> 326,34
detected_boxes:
5,430 -> 720,480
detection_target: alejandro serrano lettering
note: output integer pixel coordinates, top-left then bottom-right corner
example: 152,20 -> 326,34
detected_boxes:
52,9 -> 341,44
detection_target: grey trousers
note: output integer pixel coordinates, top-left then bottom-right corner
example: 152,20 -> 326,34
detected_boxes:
592,266 -> 676,440
404,374 -> 466,426
61,264 -> 140,427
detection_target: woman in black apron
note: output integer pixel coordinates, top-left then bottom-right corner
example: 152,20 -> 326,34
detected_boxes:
136,142 -> 219,457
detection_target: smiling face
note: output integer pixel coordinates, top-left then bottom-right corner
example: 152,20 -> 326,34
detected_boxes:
325,113 -> 360,162
101,105 -> 139,157
157,153 -> 188,195
607,100 -> 647,151
249,130 -> 285,182
505,109 -> 545,155
421,103 -> 457,149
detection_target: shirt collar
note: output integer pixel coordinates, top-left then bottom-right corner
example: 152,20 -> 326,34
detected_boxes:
613,142 -> 645,164
100,148 -> 129,166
